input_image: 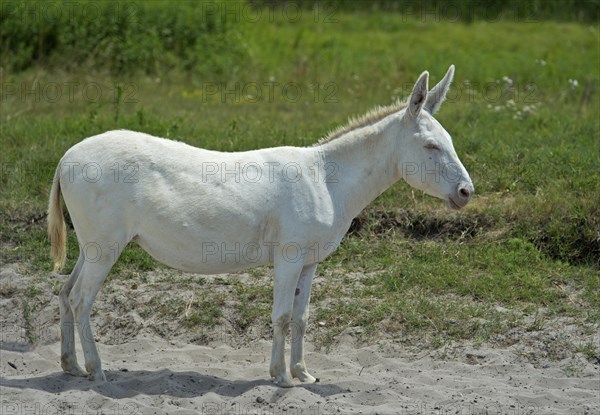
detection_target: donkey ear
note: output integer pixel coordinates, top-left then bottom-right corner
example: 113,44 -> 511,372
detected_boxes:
407,71 -> 429,118
424,64 -> 455,115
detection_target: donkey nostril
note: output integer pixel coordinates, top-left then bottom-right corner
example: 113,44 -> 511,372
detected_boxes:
459,187 -> 470,199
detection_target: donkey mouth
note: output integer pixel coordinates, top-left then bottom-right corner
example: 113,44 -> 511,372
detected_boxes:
446,197 -> 463,210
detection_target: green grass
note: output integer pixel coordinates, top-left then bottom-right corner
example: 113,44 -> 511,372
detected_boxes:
1,9 -> 598,351
0,0 -> 246,75
231,280 -> 272,332
21,299 -> 36,344
314,226 -> 598,348
139,291 -> 225,329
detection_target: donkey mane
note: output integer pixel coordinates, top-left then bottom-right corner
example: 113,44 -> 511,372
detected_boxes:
315,99 -> 408,146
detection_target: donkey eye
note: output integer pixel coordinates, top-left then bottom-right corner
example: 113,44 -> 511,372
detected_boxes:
424,143 -> 441,151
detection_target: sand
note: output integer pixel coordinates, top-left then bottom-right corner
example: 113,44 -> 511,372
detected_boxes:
1,264 -> 598,414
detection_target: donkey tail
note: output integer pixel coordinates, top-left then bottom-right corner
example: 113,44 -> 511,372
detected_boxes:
48,166 -> 67,272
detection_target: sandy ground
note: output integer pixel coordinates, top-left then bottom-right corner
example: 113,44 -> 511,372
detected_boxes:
1,264 -> 598,415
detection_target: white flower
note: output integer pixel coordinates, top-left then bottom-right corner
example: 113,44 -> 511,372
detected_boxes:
502,76 -> 513,85
505,99 -> 516,108
535,59 -> 547,66
568,79 -> 579,89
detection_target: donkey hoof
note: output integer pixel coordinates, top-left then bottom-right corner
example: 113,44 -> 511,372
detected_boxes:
64,366 -> 87,377
297,372 -> 317,383
291,366 -> 317,383
272,374 -> 294,388
88,370 -> 107,382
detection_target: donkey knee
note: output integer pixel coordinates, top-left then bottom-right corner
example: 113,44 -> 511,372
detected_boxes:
272,311 -> 293,335
68,290 -> 85,319
290,318 -> 307,341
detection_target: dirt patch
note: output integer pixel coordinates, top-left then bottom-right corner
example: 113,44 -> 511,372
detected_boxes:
1,261 -> 598,414
532,215 -> 600,266
348,207 -> 497,240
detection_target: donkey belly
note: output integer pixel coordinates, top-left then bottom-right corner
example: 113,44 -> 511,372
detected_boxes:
134,221 -> 273,274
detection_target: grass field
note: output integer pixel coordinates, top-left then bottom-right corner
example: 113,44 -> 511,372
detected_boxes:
1,4 -> 598,356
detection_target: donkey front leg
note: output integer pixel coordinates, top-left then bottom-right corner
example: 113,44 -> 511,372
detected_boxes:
290,263 -> 317,383
270,258 -> 304,387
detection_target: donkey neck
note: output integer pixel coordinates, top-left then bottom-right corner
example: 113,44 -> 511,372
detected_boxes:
317,113 -> 404,222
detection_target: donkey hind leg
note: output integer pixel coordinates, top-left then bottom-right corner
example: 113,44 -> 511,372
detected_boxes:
59,253 -> 86,377
68,241 -> 125,381
270,258 -> 305,388
290,263 -> 317,383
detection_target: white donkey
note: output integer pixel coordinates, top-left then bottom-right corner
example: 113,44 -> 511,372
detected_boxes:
48,66 -> 473,387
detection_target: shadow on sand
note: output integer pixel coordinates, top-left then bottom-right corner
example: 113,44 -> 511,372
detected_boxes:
1,368 -> 346,400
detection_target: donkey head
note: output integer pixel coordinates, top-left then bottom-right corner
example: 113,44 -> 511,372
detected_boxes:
398,65 -> 474,209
